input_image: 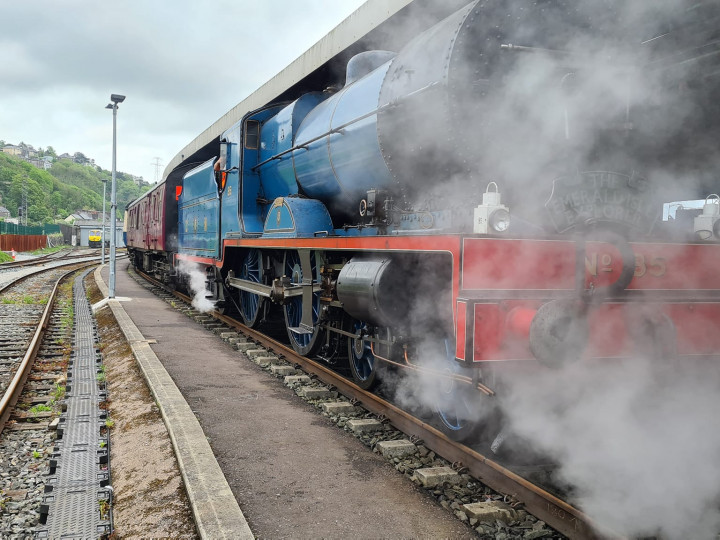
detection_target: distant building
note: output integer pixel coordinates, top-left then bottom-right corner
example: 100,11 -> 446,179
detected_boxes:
72,219 -> 124,248
2,145 -> 22,156
0,206 -> 10,219
58,153 -> 73,161
67,210 -> 101,221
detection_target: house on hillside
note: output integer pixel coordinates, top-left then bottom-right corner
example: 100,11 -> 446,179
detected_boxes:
0,206 -> 10,219
1,145 -> 22,156
66,210 -> 100,222
58,153 -> 73,161
28,156 -> 53,170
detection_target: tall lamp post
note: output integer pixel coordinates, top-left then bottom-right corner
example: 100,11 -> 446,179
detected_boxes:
105,93 -> 125,298
101,179 -> 107,264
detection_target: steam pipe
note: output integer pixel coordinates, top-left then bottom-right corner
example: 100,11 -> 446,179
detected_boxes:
369,342 -> 495,396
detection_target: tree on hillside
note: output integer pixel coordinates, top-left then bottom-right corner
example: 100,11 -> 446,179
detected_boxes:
73,152 -> 88,164
45,146 -> 57,158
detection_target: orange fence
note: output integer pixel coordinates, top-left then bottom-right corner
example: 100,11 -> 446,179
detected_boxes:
0,234 -> 48,252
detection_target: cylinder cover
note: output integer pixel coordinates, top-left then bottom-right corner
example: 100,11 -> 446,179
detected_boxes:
336,257 -> 409,327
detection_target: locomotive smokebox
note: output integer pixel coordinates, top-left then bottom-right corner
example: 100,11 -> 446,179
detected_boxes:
337,257 -> 411,328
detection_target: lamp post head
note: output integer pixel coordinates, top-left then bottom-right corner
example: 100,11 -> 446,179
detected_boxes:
110,94 -> 126,104
105,103 -> 113,109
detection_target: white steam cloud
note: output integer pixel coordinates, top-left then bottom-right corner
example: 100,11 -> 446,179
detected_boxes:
502,358 -> 720,540
177,260 -> 215,312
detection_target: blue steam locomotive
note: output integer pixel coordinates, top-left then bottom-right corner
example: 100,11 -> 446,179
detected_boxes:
128,0 -> 720,440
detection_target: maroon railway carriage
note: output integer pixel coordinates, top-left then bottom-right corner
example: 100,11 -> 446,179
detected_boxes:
126,174 -> 181,283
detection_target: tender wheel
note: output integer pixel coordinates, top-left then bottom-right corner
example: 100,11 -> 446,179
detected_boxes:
283,250 -> 323,355
239,249 -> 265,327
347,321 -> 378,389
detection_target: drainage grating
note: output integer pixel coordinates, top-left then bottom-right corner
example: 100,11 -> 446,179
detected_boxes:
37,269 -> 113,539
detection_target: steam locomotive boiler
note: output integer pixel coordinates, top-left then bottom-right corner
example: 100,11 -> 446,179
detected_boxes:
127,0 -> 720,440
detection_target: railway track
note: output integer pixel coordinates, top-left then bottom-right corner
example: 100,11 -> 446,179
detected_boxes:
0,261 -> 99,434
134,268 -> 609,540
0,248 -> 99,271
0,260 -> 103,536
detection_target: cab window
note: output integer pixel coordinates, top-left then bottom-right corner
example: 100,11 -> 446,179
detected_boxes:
245,120 -> 259,149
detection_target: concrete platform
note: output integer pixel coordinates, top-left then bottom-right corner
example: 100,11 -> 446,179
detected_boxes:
97,261 -> 476,539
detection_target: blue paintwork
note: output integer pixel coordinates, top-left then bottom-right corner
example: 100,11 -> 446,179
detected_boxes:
216,140 -> 240,240
206,55 -> 454,244
258,93 -> 327,202
292,61 -> 395,208
262,197 -> 334,238
238,106 -> 283,235
179,158 -> 220,258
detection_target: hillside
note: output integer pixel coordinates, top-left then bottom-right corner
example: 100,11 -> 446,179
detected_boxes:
0,153 -> 149,224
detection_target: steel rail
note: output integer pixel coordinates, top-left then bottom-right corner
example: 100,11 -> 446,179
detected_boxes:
0,250 -> 100,271
0,261 -> 100,435
137,268 -> 614,540
0,254 -> 126,295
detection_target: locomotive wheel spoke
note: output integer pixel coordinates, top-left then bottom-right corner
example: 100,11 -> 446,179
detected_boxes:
347,321 -> 379,390
239,249 -> 264,327
283,250 -> 323,356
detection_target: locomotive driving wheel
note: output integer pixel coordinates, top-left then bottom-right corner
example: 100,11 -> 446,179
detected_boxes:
283,250 -> 324,356
433,340 -> 482,443
347,322 -> 382,390
238,249 -> 265,327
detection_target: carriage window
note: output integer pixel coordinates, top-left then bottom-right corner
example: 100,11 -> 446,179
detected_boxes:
245,120 -> 260,149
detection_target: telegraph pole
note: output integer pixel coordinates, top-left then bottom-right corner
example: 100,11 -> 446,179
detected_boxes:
151,157 -> 162,184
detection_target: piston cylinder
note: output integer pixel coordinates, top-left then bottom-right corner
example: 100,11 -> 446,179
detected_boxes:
336,257 -> 410,327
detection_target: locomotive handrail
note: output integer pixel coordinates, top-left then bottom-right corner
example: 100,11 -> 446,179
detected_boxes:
500,43 -> 573,56
251,81 -> 440,172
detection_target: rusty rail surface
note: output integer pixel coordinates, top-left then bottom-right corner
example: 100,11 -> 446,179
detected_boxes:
0,261 -> 100,435
138,268 -> 613,540
0,248 -> 99,270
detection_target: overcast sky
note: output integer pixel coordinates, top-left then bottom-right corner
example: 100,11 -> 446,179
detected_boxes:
0,1 -> 366,184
